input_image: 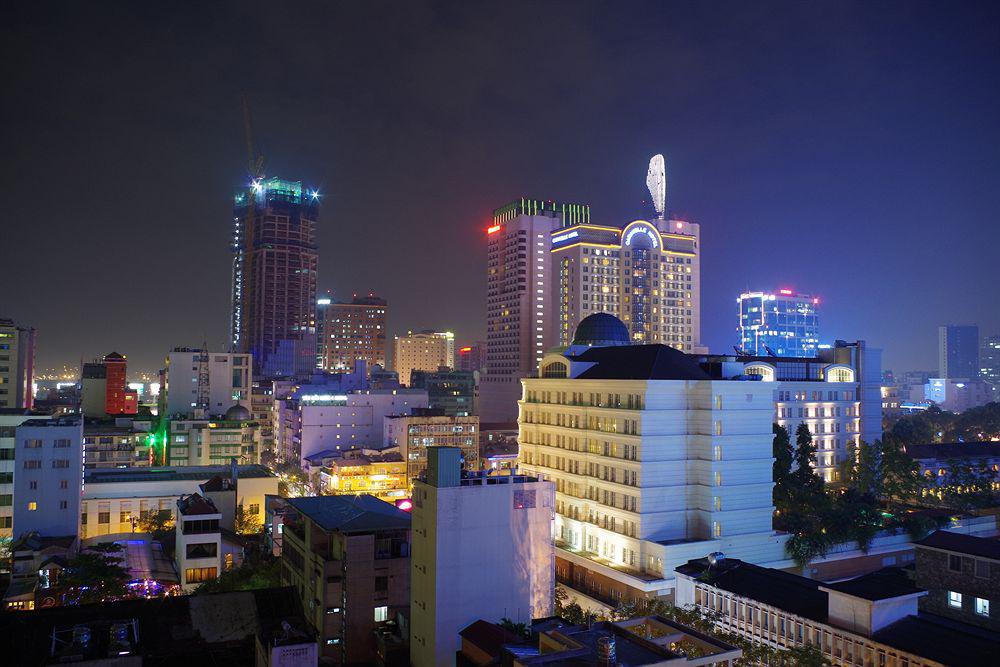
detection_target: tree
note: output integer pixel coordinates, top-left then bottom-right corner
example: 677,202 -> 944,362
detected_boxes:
792,424 -> 824,494
59,543 -> 130,604
195,556 -> 279,594
772,424 -> 793,504
880,437 -> 924,508
235,504 -> 263,535
136,509 -> 174,543
498,618 -> 530,639
852,440 -> 880,499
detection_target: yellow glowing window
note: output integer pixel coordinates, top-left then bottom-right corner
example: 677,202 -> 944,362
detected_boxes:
28,502 -> 37,511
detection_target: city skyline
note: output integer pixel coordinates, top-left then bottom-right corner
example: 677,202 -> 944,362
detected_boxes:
4,2 -> 1000,375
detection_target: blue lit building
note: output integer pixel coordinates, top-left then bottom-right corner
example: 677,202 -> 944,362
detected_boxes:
737,289 -> 820,357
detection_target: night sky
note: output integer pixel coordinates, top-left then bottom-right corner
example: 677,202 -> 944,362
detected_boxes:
4,1 -> 999,376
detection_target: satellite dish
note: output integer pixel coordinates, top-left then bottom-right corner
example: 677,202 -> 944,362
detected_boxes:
646,154 -> 666,219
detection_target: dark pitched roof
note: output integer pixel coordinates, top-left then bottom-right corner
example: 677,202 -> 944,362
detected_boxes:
903,442 -> 1000,460
914,530 -> 1000,561
820,568 -> 923,601
287,494 -> 411,533
873,613 -> 1000,665
676,557 -> 828,623
570,344 -> 712,381
85,464 -> 275,485
177,493 -> 219,516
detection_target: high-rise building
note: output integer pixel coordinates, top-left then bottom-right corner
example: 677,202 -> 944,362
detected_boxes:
939,324 -> 979,379
80,352 -> 139,417
456,341 -> 485,372
230,177 -> 319,378
980,334 -> 1000,385
737,289 -> 820,357
520,314 -> 786,603
392,331 -> 454,387
409,447 -> 554,667
13,414 -> 83,539
160,349 -> 252,419
0,318 -> 35,410
316,294 -> 388,373
480,199 -> 590,423
552,218 -> 703,352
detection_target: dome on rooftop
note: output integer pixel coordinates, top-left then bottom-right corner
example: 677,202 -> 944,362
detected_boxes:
572,313 -> 631,348
224,404 -> 251,421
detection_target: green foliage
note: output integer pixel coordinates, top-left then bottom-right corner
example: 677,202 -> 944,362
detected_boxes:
235,504 -> 263,535
772,425 -> 793,505
59,543 -> 130,604
136,509 -> 173,538
792,424 -> 824,494
194,555 -> 279,594
498,617 -> 530,639
880,436 -> 925,508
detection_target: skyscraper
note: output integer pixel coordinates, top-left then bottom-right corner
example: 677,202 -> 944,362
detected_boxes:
316,293 -> 388,373
230,177 -> 319,378
0,318 -> 35,410
480,199 -> 590,422
982,334 -> 1000,385
737,289 -> 820,357
939,324 -> 979,379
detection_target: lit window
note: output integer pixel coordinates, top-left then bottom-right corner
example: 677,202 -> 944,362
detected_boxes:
948,591 -> 962,608
976,598 -> 990,616
374,605 -> 388,622
28,502 -> 37,511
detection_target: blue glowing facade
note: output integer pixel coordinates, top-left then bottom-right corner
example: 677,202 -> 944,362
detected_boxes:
737,289 -> 820,357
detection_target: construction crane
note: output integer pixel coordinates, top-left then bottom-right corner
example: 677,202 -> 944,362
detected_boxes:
233,94 -> 265,356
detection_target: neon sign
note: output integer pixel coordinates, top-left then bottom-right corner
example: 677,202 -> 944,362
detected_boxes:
487,224 -> 502,234
623,224 -> 659,248
552,230 -> 579,243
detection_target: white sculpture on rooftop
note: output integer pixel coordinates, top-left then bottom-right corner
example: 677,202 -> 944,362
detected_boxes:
646,154 -> 666,219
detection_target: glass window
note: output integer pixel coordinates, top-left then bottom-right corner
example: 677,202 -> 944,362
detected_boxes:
948,591 -> 962,608
976,598 -> 989,616
374,605 -> 388,622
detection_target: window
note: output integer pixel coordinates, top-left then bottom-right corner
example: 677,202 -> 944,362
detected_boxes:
248,503 -> 260,515
0,495 -> 10,506
59,500 -> 68,509
28,502 -> 37,511
23,460 -> 41,469
54,439 -> 71,448
325,638 -> 341,645
976,598 -> 990,616
23,439 -> 42,449
948,591 -> 962,608
375,576 -> 388,593
185,567 -> 218,583
374,605 -> 388,622
949,554 -> 962,572
186,542 -> 218,559
975,560 -> 990,578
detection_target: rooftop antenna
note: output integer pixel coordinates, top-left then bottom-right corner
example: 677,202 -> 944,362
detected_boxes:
646,154 -> 666,220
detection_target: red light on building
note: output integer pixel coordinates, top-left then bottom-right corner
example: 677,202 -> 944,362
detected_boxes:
813,298 -> 820,304
459,346 -> 472,353
779,289 -> 793,295
395,499 -> 413,512
103,352 -> 138,415
487,224 -> 501,235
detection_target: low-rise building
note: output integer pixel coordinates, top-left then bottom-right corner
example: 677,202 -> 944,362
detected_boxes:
459,616 -> 743,666
675,554 -> 1000,667
319,452 -> 409,502
0,409 -> 51,539
83,421 -> 151,469
80,464 -> 277,541
167,404 -> 259,466
280,494 -> 411,665
410,447 -> 555,667
175,493 -> 223,591
275,389 -> 428,465
409,368 -> 477,416
913,530 -> 999,631
384,413 -> 479,484
903,442 -> 1000,497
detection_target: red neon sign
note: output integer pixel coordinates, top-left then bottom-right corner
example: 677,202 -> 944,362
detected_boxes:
459,346 -> 472,353
487,224 -> 501,234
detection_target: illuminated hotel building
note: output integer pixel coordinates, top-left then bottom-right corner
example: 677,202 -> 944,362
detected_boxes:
480,199 -> 590,423
393,330 -> 454,387
230,177 -> 319,378
737,289 -> 819,357
316,293 -> 388,372
551,218 -> 704,352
